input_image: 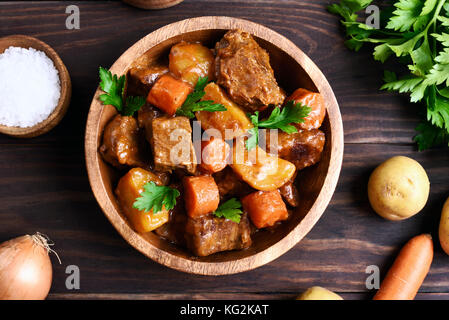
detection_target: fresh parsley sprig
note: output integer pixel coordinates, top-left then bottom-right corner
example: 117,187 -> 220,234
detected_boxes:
328,0 -> 449,150
213,198 -> 243,223
133,182 -> 180,214
98,67 -> 145,116
176,76 -> 227,118
245,101 -> 311,150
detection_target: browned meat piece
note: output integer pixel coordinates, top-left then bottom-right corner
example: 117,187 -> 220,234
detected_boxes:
215,30 -> 285,111
185,213 -> 252,256
99,114 -> 149,169
150,116 -> 197,174
266,129 -> 325,171
279,180 -> 299,207
137,103 -> 163,143
154,184 -> 187,245
213,167 -> 253,198
127,64 -> 168,97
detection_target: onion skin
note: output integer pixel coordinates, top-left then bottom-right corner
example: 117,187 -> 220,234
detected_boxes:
0,234 -> 53,300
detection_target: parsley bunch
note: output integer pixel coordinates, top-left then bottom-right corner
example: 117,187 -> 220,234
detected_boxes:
176,76 -> 227,118
246,101 -> 311,150
99,67 -> 145,116
328,0 -> 449,150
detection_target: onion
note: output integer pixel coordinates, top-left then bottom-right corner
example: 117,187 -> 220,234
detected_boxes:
0,233 -> 59,300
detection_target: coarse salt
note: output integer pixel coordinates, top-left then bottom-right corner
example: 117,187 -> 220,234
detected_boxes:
0,46 -> 61,128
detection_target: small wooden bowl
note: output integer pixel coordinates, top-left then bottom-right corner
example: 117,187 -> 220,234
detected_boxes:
0,35 -> 71,138
85,17 -> 344,275
122,0 -> 183,9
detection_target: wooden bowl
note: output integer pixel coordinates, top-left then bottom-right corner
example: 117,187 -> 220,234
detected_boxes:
122,0 -> 183,9
0,35 -> 71,138
85,17 -> 344,275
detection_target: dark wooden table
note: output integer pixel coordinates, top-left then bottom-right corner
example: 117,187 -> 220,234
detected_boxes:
1,0 -> 448,300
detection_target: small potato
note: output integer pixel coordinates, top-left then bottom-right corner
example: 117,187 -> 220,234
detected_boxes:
368,156 -> 430,221
439,197 -> 449,255
297,287 -> 343,300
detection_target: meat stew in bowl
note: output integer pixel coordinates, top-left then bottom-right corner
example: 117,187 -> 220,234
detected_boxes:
97,29 -> 326,257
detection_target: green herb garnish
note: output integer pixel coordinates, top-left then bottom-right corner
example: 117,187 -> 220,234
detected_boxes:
245,101 -> 311,150
99,67 -> 145,116
328,0 -> 449,150
213,198 -> 243,223
176,76 -> 227,118
133,182 -> 180,214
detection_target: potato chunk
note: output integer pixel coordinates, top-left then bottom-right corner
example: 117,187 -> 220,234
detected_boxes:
115,168 -> 169,233
196,83 -> 252,140
230,140 -> 296,191
169,41 -> 215,86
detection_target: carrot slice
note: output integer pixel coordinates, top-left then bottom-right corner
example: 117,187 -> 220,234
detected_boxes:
373,234 -> 433,300
241,190 -> 288,228
146,74 -> 192,115
183,175 -> 220,218
287,88 -> 326,130
200,137 -> 230,173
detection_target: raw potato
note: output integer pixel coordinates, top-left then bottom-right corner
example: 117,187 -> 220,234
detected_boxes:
297,287 -> 343,300
439,197 -> 449,255
368,156 -> 430,221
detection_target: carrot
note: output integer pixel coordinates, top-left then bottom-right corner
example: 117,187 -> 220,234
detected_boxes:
373,234 -> 433,300
183,175 -> 220,218
146,74 -> 192,115
200,136 -> 230,173
287,88 -> 326,130
241,190 -> 288,229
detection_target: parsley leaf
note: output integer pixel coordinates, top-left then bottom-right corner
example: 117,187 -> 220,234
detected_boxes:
133,182 -> 180,214
98,67 -> 145,116
386,0 -> 429,32
124,96 -> 146,116
213,198 -> 243,223
246,101 -> 311,150
176,76 -> 227,118
414,121 -> 449,151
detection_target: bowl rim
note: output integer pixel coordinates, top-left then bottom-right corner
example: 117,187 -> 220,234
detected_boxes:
0,35 -> 72,138
85,16 -> 344,275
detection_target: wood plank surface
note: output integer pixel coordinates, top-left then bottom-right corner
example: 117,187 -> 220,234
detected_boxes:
0,0 -> 448,299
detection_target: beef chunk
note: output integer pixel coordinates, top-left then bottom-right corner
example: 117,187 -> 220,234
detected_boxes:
215,30 -> 285,111
185,213 -> 252,256
213,167 -> 253,199
279,180 -> 299,207
137,103 -> 163,143
127,63 -> 168,97
99,114 -> 149,169
266,129 -> 325,171
154,184 -> 187,246
150,116 -> 197,174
